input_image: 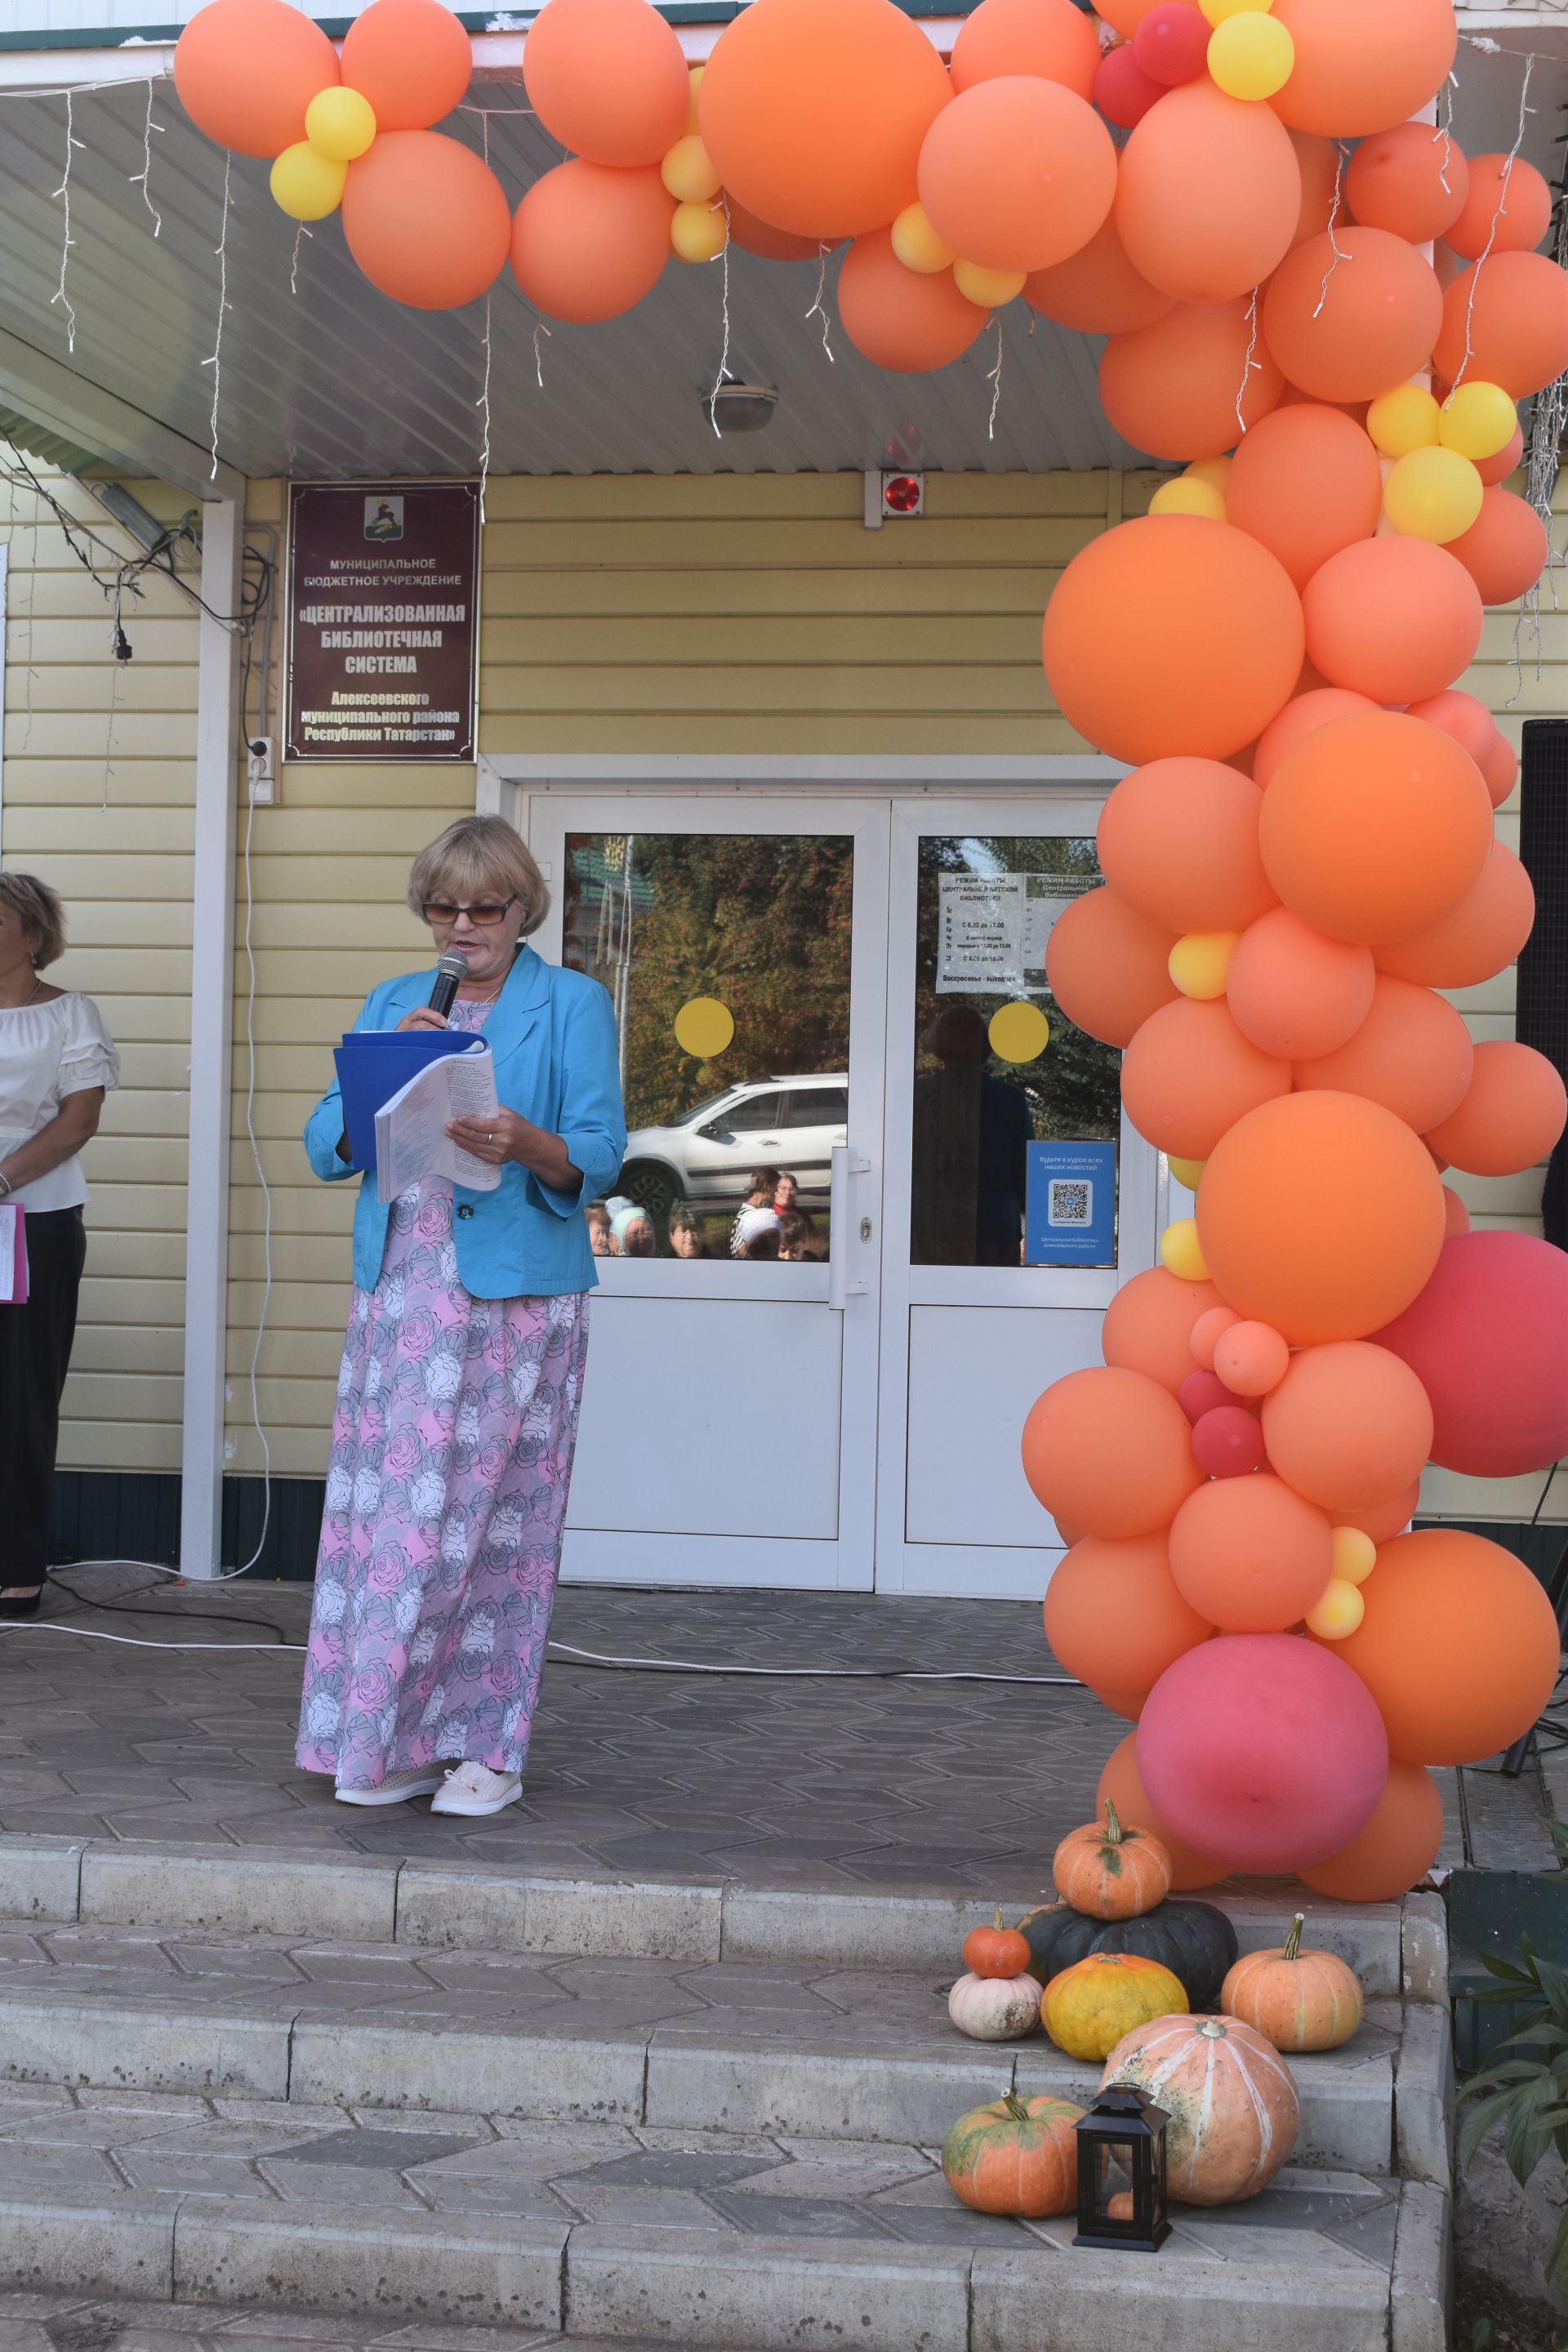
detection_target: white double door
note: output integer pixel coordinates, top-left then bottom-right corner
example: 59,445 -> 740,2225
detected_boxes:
519,787 -> 1160,1600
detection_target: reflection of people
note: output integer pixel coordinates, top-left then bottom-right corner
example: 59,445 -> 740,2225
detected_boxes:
612,1205 -> 655,1256
911,1001 -> 1031,1267
745,1226 -> 781,1260
586,1204 -> 612,1256
668,1204 -> 709,1258
773,1169 -> 816,1234
735,1205 -> 780,1257
299,814 -> 626,1819
730,1166 -> 781,1256
777,1210 -> 812,1261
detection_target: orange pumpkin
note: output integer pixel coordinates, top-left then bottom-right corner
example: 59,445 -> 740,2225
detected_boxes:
1042,1950 -> 1188,2061
1053,1800 -> 1173,1920
963,1907 -> 1033,1980
1102,2013 -> 1300,2204
941,2090 -> 1083,2216
1220,1913 -> 1365,2052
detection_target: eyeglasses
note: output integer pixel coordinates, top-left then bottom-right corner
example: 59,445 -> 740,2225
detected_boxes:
421,896 -> 518,927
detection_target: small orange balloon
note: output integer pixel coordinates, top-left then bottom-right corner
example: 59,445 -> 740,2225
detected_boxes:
1190,1305 -> 1241,1370
344,131 -> 511,309
1227,406 -> 1383,591
1403,688 -> 1497,773
1483,737 -> 1519,808
1102,1266 -> 1224,1396
1252,688 -> 1378,790
1446,153 -> 1554,261
837,229 -> 988,372
950,0 -> 1101,99
1116,78 -> 1303,305
1098,298 -> 1283,463
1477,424 -> 1525,488
1343,122 -> 1468,244
1120,997 -> 1291,1161
1441,1183 -> 1472,1238
1374,843 -> 1535,993
1226,909 -> 1376,1062
1168,1475 -> 1334,1633
1446,488 -> 1550,608
172,0 -> 339,157
1302,540 -> 1484,706
1270,0 -> 1457,140
1261,1339 -> 1434,1512
1098,1731 -> 1228,1891
1022,1365 -> 1203,1539
1212,1320 -> 1290,1398
1299,1760 -> 1445,1902
1044,885 -> 1179,1049
523,0 -> 688,165
510,159 -> 674,324
1097,759 -> 1275,937
1432,253 -> 1568,400
1045,1531 -> 1214,1692
1025,207 -> 1174,336
1325,1478 -> 1421,1547
1294,975 -> 1474,1135
1423,1040 -> 1568,1178
918,76 -> 1116,274
1287,127 -> 1342,249
1263,229 -> 1444,405
340,0 -> 474,131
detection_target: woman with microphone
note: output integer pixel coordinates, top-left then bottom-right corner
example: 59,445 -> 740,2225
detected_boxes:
297,815 -> 625,1818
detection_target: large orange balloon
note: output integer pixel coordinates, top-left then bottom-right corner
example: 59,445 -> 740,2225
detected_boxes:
1168,1476 -> 1334,1633
1116,80 -> 1302,305
837,230 -> 987,373
726,204 -> 836,261
1259,713 -> 1493,947
1432,253 -> 1568,400
1423,1041 -> 1568,1177
1098,300 -> 1283,463
173,0 -> 339,156
343,131 -> 510,309
1263,229 -> 1443,404
523,0 -> 688,166
1025,209 -> 1174,336
1447,154 -> 1554,261
918,76 -> 1116,274
1044,1532 -> 1213,1694
1121,998 -> 1291,1160
340,0 -> 474,131
510,160 -> 673,323
1252,688 -> 1377,789
1301,541 -> 1484,706
1041,517 -> 1304,766
1344,122 -> 1468,244
1097,759 -> 1275,935
1044,885 -> 1179,1049
1271,0 -> 1457,138
1227,406 -> 1383,590
1098,1731 -> 1229,1891
950,0 -> 1100,98
1295,975 -> 1474,1134
700,0 -> 951,238
1226,908 -> 1375,1062
1374,842 -> 1535,992
1196,1091 -> 1447,1344
1299,1761 -> 1445,1902
1446,488 -> 1550,608
1287,128 -> 1341,249
1021,1365 -> 1203,1538
1261,1340 -> 1433,1512
1329,1528 -> 1560,1765
1102,1266 -> 1223,1396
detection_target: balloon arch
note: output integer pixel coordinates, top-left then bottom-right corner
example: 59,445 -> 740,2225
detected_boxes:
176,0 -> 1568,1900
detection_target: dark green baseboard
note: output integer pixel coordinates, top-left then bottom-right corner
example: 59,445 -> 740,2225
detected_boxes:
49,1472 -> 324,1582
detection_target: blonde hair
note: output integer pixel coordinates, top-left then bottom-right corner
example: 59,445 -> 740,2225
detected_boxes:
0,871 -> 65,969
406,815 -> 550,935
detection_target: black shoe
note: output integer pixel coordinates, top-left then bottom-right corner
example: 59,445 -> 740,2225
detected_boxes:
0,1586 -> 43,1619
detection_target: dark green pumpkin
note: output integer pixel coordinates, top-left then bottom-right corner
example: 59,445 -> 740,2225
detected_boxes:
1018,1898 -> 1238,2011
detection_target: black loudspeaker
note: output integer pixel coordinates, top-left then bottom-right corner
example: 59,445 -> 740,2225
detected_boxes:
1517,720 -> 1568,1250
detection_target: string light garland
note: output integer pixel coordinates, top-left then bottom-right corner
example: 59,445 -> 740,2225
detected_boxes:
1236,284 -> 1262,433
986,314 -> 1004,442
1454,47 -> 1537,391
805,241 -> 835,363
708,198 -> 733,441
49,90 -> 82,354
131,78 -> 163,238
201,149 -> 233,483
1313,144 -> 1348,321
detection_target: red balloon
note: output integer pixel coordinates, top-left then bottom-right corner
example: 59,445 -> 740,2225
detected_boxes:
173,0 -> 339,157
1374,1231 -> 1568,1476
1132,3 -> 1209,86
837,229 -> 988,374
1446,488 -> 1550,608
1192,1406 -> 1267,1477
1094,43 -> 1165,130
343,131 -> 511,309
340,0 -> 474,131
1178,1369 -> 1237,1424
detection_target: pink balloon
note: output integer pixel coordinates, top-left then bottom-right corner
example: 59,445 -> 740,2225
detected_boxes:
1134,2 -> 1209,85
1192,1405 -> 1267,1477
1138,1634 -> 1390,1871
1373,1231 -> 1568,1477
1178,1370 -> 1234,1424
1095,42 -> 1164,128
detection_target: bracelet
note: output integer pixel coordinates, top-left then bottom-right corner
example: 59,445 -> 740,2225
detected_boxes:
0,1174 -> 11,1199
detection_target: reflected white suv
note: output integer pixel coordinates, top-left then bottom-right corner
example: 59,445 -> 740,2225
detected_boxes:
617,1074 -> 849,1218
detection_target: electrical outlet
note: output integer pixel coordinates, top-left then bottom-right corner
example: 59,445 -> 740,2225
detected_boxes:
247,736 -> 278,804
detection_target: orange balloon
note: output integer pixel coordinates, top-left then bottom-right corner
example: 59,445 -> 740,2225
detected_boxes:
1120,998 -> 1292,1160
1025,209 -> 1174,336
1168,1475 -> 1334,1633
1442,1184 -> 1472,1238
1252,688 -> 1378,790
172,0 -> 339,157
1041,516 -> 1304,766
1329,1478 -> 1421,1545
700,0 -> 951,239
1099,1731 -> 1229,1891
1102,1266 -> 1223,1396
1212,1319 -> 1290,1398
1261,1340 -> 1433,1512
1097,759 -> 1275,935
1299,1761 -> 1445,1902
1116,80 -> 1302,305
918,76 -> 1116,274
523,0 -> 688,165
1097,0 -> 1173,29
1295,975 -> 1474,1135
1432,253 -> 1568,400
1089,1687 -> 1148,1724
1227,406 -> 1383,591
1330,1528 -> 1560,1764
1045,1532 -> 1213,1692
1021,1365 -> 1203,1539
837,230 -> 988,373
1287,128 -> 1342,249
727,203 -> 838,261
1446,154 -> 1554,261
1263,229 -> 1444,405
1423,1040 -> 1568,1176
1374,843 -> 1535,992
343,131 -> 510,309
510,160 -> 673,323
1226,909 -> 1375,1062
1446,488 -> 1550,608
1044,885 -> 1179,1049
1483,736 -> 1518,808
1098,300 -> 1283,463
950,0 -> 1100,98
340,0 -> 474,131
1053,1514 -> 1085,1549
1477,424 -> 1524,488
1197,1090 -> 1447,1344
1270,0 -> 1457,139
1260,712 -> 1493,947
1343,122 -> 1468,244
1301,541 -> 1484,706
1403,688 -> 1496,773
1190,1305 -> 1241,1370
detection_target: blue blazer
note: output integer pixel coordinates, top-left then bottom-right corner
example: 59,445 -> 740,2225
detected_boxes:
303,945 -> 626,1299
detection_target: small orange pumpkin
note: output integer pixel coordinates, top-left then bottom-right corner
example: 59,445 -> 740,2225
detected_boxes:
1041,1950 -> 1188,2061
1102,2012 -> 1300,2205
1220,1913 -> 1365,2052
1053,1800 -> 1173,1920
963,1907 -> 1032,1980
941,2090 -> 1083,2216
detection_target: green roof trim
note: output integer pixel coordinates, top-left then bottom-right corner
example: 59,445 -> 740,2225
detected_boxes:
0,0 -> 997,51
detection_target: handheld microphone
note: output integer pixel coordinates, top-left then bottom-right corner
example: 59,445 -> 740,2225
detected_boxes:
428,948 -> 469,1021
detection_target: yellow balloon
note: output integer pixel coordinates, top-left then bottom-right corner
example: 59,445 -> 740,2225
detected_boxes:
987,1001 -> 1051,1064
891,201 -> 956,275
1168,1156 -> 1206,1192
1304,1577 -> 1366,1641
1383,444 -> 1485,543
673,996 -> 734,1058
1330,1526 -> 1379,1586
1207,13 -> 1294,99
662,134 -> 720,205
270,140 -> 347,221
1184,455 -> 1233,493
1200,0 -> 1273,21
1151,478 -> 1227,523
1168,930 -> 1239,999
305,84 -> 377,163
953,259 -> 1026,307
1438,380 -> 1517,463
1366,382 -> 1441,459
671,201 -> 728,263
1160,1218 -> 1209,1282
685,62 -> 704,136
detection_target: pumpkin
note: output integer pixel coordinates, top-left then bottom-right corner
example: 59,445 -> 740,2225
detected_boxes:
1220,1913 -> 1365,2052
1018,1896 -> 1239,2011
963,1907 -> 1033,1980
1041,1951 -> 1188,2061
1054,1800 -> 1172,1921
942,2090 -> 1083,2216
1102,2012 -> 1300,2205
947,1970 -> 1043,2042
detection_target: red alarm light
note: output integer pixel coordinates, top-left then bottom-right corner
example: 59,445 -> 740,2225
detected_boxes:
882,471 -> 924,516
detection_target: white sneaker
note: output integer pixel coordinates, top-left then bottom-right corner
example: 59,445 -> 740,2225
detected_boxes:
335,1765 -> 448,1807
430,1761 -> 523,1817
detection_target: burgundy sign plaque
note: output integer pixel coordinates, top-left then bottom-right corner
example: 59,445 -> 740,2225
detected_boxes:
284,480 -> 480,763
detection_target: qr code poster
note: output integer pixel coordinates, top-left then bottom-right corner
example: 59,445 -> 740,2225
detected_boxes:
1025,1142 -> 1116,1267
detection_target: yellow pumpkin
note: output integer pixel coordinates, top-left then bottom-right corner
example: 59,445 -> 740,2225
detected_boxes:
1041,1950 -> 1188,2061
1053,1799 -> 1173,1921
1220,1913 -> 1365,2052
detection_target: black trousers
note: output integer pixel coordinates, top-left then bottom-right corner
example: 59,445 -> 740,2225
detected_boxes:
0,1205 -> 86,1587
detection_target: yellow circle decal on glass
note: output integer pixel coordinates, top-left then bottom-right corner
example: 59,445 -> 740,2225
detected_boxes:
674,996 -> 735,1058
987,1001 -> 1050,1065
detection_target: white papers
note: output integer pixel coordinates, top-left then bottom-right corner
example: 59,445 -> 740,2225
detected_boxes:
0,1204 -> 24,1303
375,1041 -> 501,1205
938,873 -> 1080,995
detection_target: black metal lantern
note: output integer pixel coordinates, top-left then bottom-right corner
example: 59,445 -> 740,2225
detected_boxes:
1072,2085 -> 1171,2253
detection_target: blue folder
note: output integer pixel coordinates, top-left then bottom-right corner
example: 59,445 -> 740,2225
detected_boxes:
333,1029 -> 472,1173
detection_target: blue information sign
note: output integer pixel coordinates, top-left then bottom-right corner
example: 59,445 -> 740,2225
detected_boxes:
1025,1141 -> 1117,1267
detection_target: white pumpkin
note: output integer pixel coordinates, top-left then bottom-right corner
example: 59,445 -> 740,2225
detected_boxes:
948,1971 -> 1042,2042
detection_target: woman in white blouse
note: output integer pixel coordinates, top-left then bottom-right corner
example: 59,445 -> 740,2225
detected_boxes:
0,874 -> 119,1619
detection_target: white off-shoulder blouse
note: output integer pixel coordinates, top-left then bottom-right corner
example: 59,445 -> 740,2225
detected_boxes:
0,991 -> 120,1210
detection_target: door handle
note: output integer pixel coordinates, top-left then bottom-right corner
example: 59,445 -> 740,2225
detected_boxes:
828,1144 -> 869,1310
